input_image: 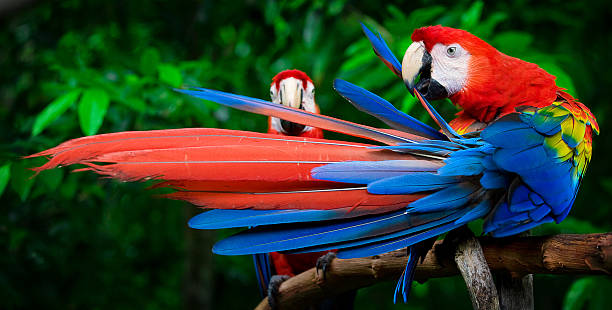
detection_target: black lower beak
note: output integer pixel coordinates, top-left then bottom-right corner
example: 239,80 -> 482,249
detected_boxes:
280,120 -> 306,136
415,77 -> 448,101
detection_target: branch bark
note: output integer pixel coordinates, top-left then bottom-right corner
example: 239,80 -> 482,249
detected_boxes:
449,228 -> 500,310
254,233 -> 612,310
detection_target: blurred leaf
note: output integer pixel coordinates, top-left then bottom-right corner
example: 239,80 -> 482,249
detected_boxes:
37,168 -> 64,192
304,9 -> 322,49
537,62 -> 577,95
78,88 -> 110,136
10,161 -> 36,201
0,162 -> 11,197
475,12 -> 508,38
122,97 -> 147,112
492,31 -> 534,55
31,89 -> 81,136
563,277 -> 595,310
140,48 -> 161,76
460,1 -> 484,30
157,64 -> 183,88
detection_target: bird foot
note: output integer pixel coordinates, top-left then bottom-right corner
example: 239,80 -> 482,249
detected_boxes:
267,274 -> 290,310
315,251 -> 337,282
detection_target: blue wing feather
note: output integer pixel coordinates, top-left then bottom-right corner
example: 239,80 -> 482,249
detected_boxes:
334,79 -> 446,139
360,22 -> 402,77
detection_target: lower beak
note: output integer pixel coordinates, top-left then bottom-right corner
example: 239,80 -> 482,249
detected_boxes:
280,119 -> 306,135
401,41 -> 448,100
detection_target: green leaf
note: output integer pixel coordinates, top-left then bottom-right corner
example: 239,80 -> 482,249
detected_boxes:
563,278 -> 595,310
460,0 -> 484,30
140,48 -> 161,76
492,31 -> 534,55
10,161 -> 36,201
157,64 -> 183,88
0,162 -> 11,197
31,89 -> 81,136
78,88 -> 110,136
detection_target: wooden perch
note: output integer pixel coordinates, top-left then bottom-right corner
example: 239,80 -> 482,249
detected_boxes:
254,233 -> 612,310
447,228 -> 500,310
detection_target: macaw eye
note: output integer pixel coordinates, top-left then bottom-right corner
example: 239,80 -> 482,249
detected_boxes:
270,91 -> 274,97
446,46 -> 457,57
311,89 -> 315,96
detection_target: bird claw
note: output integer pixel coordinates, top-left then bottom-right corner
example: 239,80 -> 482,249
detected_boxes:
267,274 -> 290,310
315,251 -> 337,281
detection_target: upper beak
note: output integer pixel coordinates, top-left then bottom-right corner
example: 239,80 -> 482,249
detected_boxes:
401,41 -> 448,100
280,80 -> 304,109
402,41 -> 430,95
278,80 -> 306,135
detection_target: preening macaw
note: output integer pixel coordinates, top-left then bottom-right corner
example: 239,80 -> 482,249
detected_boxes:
254,69 -> 342,304
28,24 -> 598,303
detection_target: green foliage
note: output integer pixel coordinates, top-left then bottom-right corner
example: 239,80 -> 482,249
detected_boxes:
78,88 -> 109,135
31,89 -> 81,136
1,0 -> 611,309
0,163 -> 11,197
563,277 -> 612,310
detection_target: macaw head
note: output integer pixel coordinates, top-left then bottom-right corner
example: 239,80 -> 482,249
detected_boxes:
402,25 -> 558,122
269,69 -> 319,135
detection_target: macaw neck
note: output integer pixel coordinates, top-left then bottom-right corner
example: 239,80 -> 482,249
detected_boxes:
450,52 -> 558,123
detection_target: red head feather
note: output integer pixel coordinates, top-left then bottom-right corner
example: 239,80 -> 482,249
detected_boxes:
271,69 -> 313,90
412,25 -> 558,123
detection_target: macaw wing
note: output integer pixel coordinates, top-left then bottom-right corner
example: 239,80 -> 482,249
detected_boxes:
482,101 -> 597,236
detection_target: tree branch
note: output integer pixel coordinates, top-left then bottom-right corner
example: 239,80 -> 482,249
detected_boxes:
254,233 -> 612,310
448,228 -> 499,310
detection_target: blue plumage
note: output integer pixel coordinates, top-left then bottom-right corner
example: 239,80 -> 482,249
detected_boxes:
312,160 -> 441,184
190,209 -> 368,229
334,79 -> 446,139
360,22 -> 403,77
252,253 -> 272,298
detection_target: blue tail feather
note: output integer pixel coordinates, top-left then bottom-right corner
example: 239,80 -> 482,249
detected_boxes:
311,160 -> 441,184
252,253 -> 271,298
189,208 -> 373,229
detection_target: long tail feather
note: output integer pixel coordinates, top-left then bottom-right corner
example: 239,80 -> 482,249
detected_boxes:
175,88 -> 419,145
166,187 -> 421,211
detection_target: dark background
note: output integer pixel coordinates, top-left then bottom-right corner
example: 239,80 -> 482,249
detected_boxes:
1,0 -> 611,309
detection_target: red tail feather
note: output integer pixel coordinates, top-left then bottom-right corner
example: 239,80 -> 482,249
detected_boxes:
30,128 -> 424,212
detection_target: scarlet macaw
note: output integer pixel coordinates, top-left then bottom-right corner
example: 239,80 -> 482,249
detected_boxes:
254,69 -> 341,303
28,24 -> 598,303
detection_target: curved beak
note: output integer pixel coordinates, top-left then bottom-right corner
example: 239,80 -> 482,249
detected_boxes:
278,79 -> 306,135
401,41 -> 448,100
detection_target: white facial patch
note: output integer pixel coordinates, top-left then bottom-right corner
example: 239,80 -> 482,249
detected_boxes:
269,78 -> 316,134
429,43 -> 470,95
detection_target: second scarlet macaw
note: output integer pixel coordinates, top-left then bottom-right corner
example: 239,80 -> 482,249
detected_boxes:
28,24 -> 598,303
